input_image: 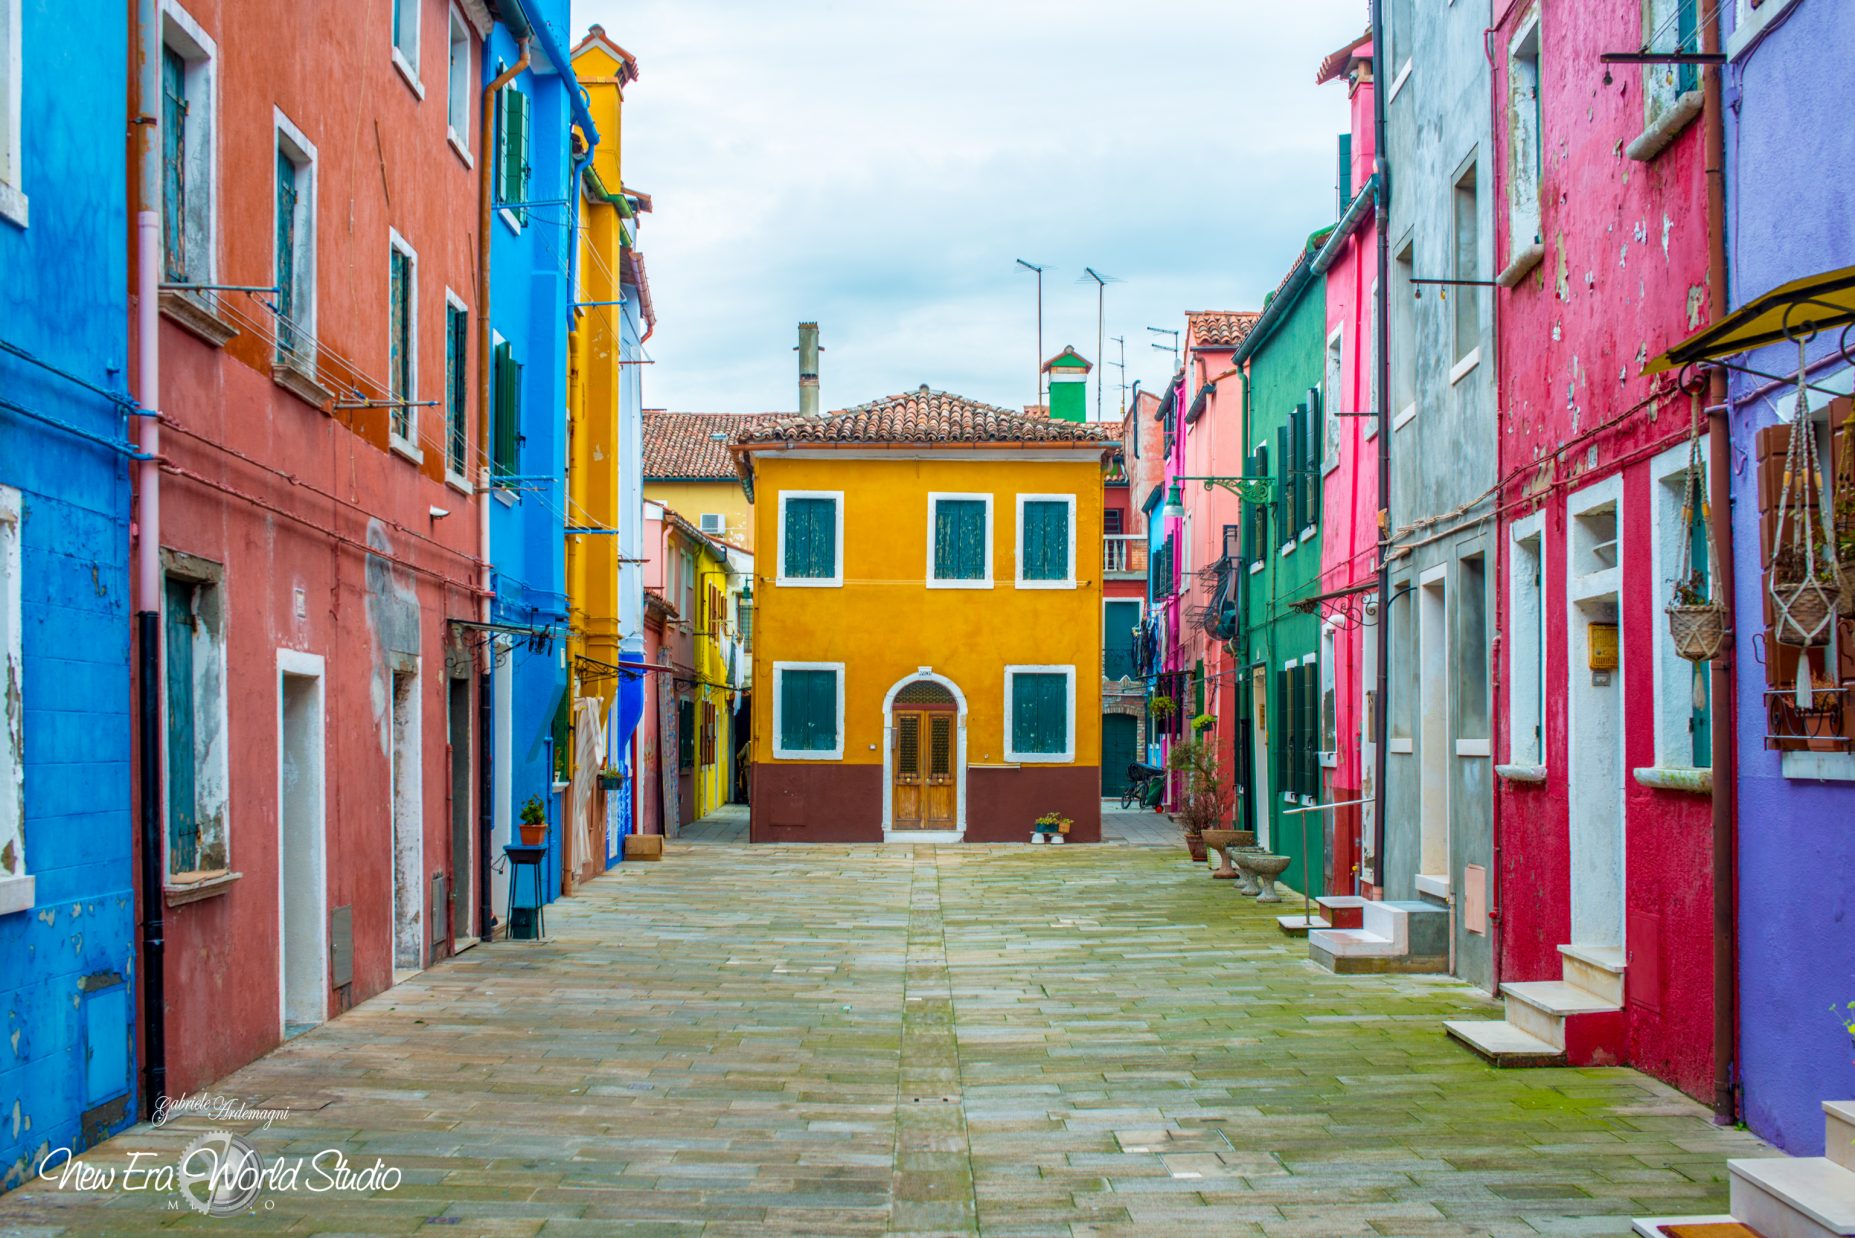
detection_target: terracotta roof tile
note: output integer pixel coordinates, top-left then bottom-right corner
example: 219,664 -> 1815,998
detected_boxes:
731,387 -> 1115,448
644,411 -> 791,479
1184,311 -> 1261,348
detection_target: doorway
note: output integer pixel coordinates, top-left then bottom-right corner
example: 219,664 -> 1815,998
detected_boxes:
447,677 -> 473,947
1249,667 -> 1271,849
882,673 -> 966,837
390,665 -> 423,976
277,654 -> 326,1036
1101,713 -> 1138,796
1418,569 -> 1450,886
1568,482 -> 1625,949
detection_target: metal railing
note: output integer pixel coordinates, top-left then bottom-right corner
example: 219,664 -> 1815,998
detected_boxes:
1104,534 -> 1148,574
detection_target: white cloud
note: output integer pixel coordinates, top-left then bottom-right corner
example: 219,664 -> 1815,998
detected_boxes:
572,0 -> 1364,412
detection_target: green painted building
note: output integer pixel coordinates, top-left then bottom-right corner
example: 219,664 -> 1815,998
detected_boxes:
1231,231 -> 1332,898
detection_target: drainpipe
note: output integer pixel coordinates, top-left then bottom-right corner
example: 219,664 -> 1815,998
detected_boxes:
1369,0 -> 1393,897
132,0 -> 167,1117
1701,4 -> 1739,1128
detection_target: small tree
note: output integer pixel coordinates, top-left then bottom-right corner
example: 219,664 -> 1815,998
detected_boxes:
1166,736 -> 1230,836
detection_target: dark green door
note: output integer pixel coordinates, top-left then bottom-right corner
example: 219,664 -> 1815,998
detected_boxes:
164,578 -> 197,872
1101,714 -> 1139,796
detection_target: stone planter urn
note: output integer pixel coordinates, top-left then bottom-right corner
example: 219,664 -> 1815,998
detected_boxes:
1245,852 -> 1292,903
1201,829 -> 1237,877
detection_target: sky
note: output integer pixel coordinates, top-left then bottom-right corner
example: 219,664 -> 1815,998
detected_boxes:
570,0 -> 1366,417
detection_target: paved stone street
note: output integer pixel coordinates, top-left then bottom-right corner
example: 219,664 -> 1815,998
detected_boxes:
0,840 -> 1770,1236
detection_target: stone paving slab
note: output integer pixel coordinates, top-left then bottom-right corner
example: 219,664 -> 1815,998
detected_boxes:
0,841 -> 1772,1235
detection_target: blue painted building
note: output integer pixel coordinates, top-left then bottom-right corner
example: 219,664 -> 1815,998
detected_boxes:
484,0 -> 591,923
0,0 -> 139,1191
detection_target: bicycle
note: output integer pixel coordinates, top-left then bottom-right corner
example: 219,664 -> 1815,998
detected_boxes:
1119,762 -> 1165,811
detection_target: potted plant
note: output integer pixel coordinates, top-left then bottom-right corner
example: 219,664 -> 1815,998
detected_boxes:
1665,569 -> 1726,662
1148,694 -> 1176,723
1771,542 -> 1836,648
1167,737 -> 1229,865
1030,811 -> 1073,845
1190,712 -> 1215,733
597,765 -> 624,790
519,796 -> 547,847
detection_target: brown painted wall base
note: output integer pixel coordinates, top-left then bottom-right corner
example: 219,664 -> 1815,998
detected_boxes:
967,766 -> 1102,843
749,762 -> 1102,843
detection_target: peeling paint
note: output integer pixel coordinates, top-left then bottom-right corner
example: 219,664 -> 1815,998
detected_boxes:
1686,284 -> 1706,328
1661,212 -> 1673,258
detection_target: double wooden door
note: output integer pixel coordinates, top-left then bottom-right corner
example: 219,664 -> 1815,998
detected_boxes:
892,708 -> 955,829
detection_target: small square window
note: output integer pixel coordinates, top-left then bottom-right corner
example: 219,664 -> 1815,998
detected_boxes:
1005,666 -> 1075,763
778,492 -> 842,587
1016,495 -> 1074,588
446,7 -> 470,147
162,559 -> 231,882
388,229 -> 419,455
775,664 -> 843,760
929,493 -> 993,588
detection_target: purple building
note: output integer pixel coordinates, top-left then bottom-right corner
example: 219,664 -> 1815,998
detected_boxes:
1721,0 -> 1855,1155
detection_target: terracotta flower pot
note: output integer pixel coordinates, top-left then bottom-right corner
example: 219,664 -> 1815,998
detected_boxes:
519,822 -> 546,847
1184,832 -> 1207,863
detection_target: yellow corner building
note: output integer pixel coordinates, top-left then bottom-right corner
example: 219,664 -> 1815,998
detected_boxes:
732,389 -> 1112,843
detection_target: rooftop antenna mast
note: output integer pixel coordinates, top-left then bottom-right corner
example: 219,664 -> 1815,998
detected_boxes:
1109,335 -> 1128,411
1080,267 -> 1121,420
1015,259 -> 1049,409
1147,325 -> 1181,372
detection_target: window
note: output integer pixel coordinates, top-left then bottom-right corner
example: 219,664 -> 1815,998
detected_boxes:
1276,659 -> 1319,802
274,112 -> 316,369
1507,19 -> 1543,254
1005,666 -> 1075,763
778,491 -> 842,587
1277,403 -> 1318,547
1392,243 -> 1416,429
1651,442 -> 1712,769
391,0 -> 421,90
387,230 -> 418,453
774,663 -> 843,760
1319,625 -> 1338,766
490,335 -> 520,483
1366,282 -> 1380,439
1242,443 -> 1270,567
1302,388 -> 1323,528
677,697 -> 695,770
1729,0 -> 1803,60
1458,554 -> 1490,745
1149,530 -> 1175,602
446,6 -> 470,153
700,700 -> 716,767
1017,494 -> 1075,588
162,557 -> 230,882
1104,508 -> 1123,536
0,485 -> 24,913
699,513 -> 724,536
1323,330 -> 1343,474
496,81 -> 530,227
1391,583 -> 1416,746
444,294 -> 468,481
1644,0 -> 1700,124
160,2 -> 216,285
1452,161 -> 1481,368
1386,0 -> 1414,85
1103,599 -> 1141,680
928,493 -> 993,587
1508,515 -> 1546,767
0,0 -> 24,226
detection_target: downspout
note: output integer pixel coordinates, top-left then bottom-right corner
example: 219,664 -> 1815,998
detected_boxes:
1370,0 -> 1393,896
133,0 -> 166,1117
1701,3 -> 1739,1128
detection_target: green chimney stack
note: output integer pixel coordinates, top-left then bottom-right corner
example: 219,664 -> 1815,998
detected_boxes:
1042,346 -> 1092,422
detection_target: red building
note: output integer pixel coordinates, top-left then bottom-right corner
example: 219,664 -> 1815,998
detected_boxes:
135,0 -> 490,1090
1447,2 -> 1719,1097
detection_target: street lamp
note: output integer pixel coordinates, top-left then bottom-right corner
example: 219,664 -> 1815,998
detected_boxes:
1163,475 -> 1276,521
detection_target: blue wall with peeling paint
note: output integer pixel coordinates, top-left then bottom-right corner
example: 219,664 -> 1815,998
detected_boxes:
0,0 -> 139,1193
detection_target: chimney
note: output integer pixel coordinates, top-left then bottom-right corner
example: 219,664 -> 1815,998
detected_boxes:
797,322 -> 821,417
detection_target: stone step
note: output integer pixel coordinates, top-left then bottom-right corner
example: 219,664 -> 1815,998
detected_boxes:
1629,1216 -> 1745,1237
1314,895 -> 1369,930
1729,1155 -> 1855,1237
1557,942 -> 1627,1005
1827,1102 -> 1855,1173
1443,1018 -> 1566,1068
1308,927 -> 1399,957
1275,913 -> 1329,937
1500,980 -> 1621,1052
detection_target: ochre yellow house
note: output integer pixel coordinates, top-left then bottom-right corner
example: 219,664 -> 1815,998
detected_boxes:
732,388 -> 1113,843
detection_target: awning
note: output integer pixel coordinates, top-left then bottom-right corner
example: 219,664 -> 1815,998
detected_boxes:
1646,264 -> 1855,374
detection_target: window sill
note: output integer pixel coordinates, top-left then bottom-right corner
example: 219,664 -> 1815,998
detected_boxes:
447,128 -> 473,169
1627,91 -> 1703,163
272,358 -> 333,412
391,48 -> 426,100
1392,402 -> 1417,432
1279,542 -> 1295,558
1414,872 -> 1451,900
1388,737 -> 1414,754
491,484 -> 517,507
1248,561 -> 1264,575
389,435 -> 424,465
0,181 -> 27,230
771,750 -> 844,762
1727,0 -> 1802,60
1386,59 -> 1413,105
498,207 -> 523,235
1455,737 -> 1491,757
159,290 -> 239,349
1016,579 -> 1077,590
1005,753 -> 1075,765
1449,347 -> 1482,387
0,874 -> 36,917
1497,241 -> 1546,289
165,869 -> 241,907
1632,765 -> 1712,794
1495,762 -> 1547,784
927,579 -> 994,590
1780,750 -> 1855,781
445,472 -> 475,497
1299,526 -> 1316,543
775,577 -> 843,589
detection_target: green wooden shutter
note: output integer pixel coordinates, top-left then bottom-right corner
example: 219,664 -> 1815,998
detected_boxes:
161,48 -> 188,281
516,87 -> 531,224
1012,673 -> 1066,755
785,497 -> 836,578
1193,660 -> 1205,716
1302,663 -> 1318,797
446,305 -> 468,475
275,151 -> 298,360
784,499 -> 813,578
389,248 -> 412,440
780,669 -> 836,752
1275,426 -> 1292,544
935,499 -> 986,580
1103,600 -> 1140,679
679,698 -> 695,769
1306,389 -> 1323,525
164,578 -> 198,872
1273,667 -> 1288,795
492,341 -> 518,479
1676,0 -> 1699,94
1022,500 -> 1069,581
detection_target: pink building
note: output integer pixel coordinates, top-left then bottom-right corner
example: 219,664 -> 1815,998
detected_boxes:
1311,31 -> 1379,894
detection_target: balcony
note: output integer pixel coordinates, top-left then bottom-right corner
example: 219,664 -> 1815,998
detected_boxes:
1104,534 -> 1147,577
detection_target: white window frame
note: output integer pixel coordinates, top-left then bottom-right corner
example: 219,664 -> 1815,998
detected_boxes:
1014,493 -> 1076,590
926,492 -> 995,590
391,0 -> 423,98
772,662 -> 845,761
273,107 -> 317,372
0,0 -> 24,227
160,554 -> 232,886
1318,623 -> 1339,767
775,490 -> 844,588
387,227 -> 421,462
442,288 -> 470,490
1505,15 -> 1544,260
161,0 -> 218,287
445,4 -> 471,164
0,484 -> 27,915
1648,440 -> 1711,771
1003,664 -> 1076,764
1507,510 -> 1547,770
1728,0 -> 1803,60
1323,325 -> 1344,475
1450,154 -> 1483,372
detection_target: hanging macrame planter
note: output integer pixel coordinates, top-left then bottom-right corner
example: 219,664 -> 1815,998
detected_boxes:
1768,341 -> 1842,679
1666,393 -> 1727,662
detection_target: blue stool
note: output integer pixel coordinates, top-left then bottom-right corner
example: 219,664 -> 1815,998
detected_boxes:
503,844 -> 548,940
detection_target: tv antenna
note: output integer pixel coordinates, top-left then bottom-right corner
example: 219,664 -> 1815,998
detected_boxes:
1147,325 -> 1180,372
1079,267 -> 1121,421
1015,259 -> 1049,409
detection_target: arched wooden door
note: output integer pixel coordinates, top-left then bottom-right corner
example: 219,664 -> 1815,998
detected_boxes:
891,681 -> 957,830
